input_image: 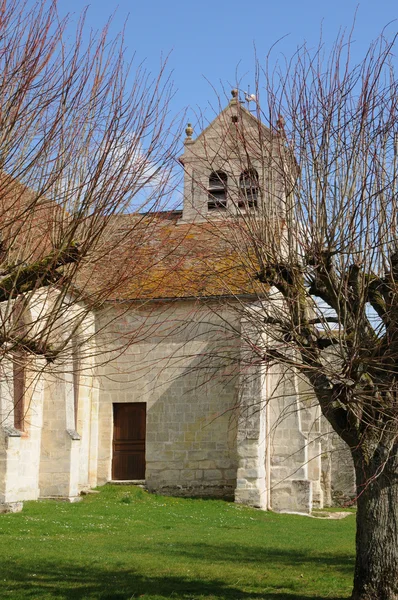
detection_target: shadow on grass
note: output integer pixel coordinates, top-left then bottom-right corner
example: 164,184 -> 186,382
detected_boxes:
142,542 -> 354,572
0,549 -> 351,600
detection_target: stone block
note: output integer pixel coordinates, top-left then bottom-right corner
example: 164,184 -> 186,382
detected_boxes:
157,469 -> 180,483
244,467 -> 265,479
0,501 -> 23,513
203,469 -> 222,481
199,460 -> 216,469
236,478 -> 248,487
213,458 -> 234,469
235,488 -> 266,509
271,479 -> 312,514
188,450 -> 208,461
184,461 -> 199,469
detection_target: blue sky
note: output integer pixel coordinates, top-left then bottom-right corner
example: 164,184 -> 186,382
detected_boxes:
59,0 -> 398,127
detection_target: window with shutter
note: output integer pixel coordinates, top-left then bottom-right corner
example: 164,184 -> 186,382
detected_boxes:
239,169 -> 259,208
208,171 -> 228,210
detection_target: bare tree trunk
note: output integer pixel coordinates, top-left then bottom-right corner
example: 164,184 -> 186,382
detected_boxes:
352,450 -> 398,600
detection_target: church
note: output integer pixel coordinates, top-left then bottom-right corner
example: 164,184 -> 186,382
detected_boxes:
0,91 -> 354,514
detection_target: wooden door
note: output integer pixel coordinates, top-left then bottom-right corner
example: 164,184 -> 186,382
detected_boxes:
112,403 -> 146,480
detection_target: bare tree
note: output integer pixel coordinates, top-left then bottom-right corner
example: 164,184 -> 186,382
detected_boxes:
0,0 -> 180,380
185,30 -> 398,600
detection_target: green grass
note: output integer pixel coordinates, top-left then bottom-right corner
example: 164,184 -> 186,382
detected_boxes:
0,485 -> 355,599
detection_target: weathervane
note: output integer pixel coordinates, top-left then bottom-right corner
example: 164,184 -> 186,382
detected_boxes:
244,84 -> 257,111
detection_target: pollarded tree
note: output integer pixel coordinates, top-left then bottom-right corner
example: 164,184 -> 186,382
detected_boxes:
0,0 -> 180,376
191,31 -> 398,600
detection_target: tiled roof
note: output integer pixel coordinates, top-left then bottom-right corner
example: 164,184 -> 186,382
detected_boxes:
82,211 -> 265,302
0,175 -> 59,263
0,175 -> 266,303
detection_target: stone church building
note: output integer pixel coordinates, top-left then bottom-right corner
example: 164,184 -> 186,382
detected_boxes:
0,92 -> 354,514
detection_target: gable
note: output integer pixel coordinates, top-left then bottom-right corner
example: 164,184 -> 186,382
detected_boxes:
189,97 -> 272,150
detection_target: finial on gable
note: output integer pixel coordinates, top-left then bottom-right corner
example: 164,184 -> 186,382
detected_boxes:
185,122 -> 194,144
276,115 -> 286,136
230,89 -> 239,105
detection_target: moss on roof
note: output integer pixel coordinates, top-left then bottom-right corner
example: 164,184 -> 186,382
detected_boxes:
83,212 -> 266,302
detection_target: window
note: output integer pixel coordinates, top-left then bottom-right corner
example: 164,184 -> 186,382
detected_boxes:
208,171 -> 228,210
72,335 -> 80,430
12,299 -> 28,431
13,351 -> 26,431
239,168 -> 259,208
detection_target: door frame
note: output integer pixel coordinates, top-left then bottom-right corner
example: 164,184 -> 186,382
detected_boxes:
111,402 -> 147,480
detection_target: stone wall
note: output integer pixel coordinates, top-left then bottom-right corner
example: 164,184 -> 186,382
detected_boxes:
180,97 -> 285,224
267,366 -> 313,513
0,300 -> 98,509
96,300 -> 329,513
234,315 -> 267,509
0,359 -> 44,507
0,289 -> 355,512
96,301 -> 240,498
39,310 -> 97,500
321,429 -> 356,506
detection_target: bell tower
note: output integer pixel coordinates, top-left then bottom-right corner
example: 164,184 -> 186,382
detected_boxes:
179,90 -> 286,224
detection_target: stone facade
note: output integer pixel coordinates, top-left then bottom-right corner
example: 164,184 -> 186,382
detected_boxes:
96,302 -> 240,498
0,307 -> 98,509
180,93 -> 285,226
0,293 -> 341,514
95,300 -> 329,512
0,96 -> 355,514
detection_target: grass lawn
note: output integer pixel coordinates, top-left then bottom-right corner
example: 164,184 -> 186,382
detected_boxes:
0,485 -> 355,600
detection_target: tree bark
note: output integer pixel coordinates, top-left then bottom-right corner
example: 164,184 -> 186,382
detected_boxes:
351,450 -> 398,600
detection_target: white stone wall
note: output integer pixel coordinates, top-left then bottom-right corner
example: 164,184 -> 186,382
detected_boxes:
76,313 -> 99,491
0,287 -> 355,512
297,377 -> 324,508
267,365 -> 313,513
321,427 -> 356,506
234,314 -> 267,509
234,369 -> 267,508
0,295 -> 98,508
96,301 -> 240,498
96,299 -> 330,513
0,359 -> 45,505
38,310 -> 97,500
39,372 -> 78,498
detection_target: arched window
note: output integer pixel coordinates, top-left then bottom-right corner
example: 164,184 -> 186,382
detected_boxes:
239,168 -> 259,208
208,171 -> 228,210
